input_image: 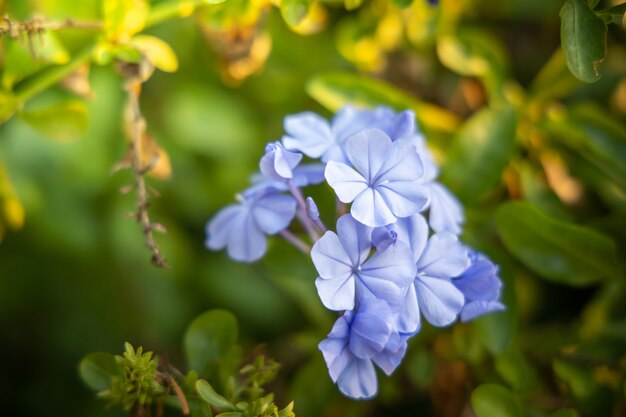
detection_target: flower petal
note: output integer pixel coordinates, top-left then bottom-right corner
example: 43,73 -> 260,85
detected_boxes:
282,112 -> 334,158
252,193 -> 297,234
311,231 -> 354,280
336,214 -> 372,268
417,232 -> 469,278
325,161 -> 368,203
377,181 -> 429,218
454,252 -> 501,302
226,213 -> 267,262
315,275 -> 356,311
393,214 -> 429,264
206,205 -> 246,250
345,128 -> 393,183
352,188 -> 396,227
397,281 -> 421,335
460,300 -> 505,322
414,275 -> 464,327
336,357 -> 378,399
427,182 -> 464,235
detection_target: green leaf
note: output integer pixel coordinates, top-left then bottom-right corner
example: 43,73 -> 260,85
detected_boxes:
196,379 -> 235,411
280,0 -> 312,27
550,409 -> 579,417
440,105 -> 518,204
391,0 -> 413,8
597,3 -> 626,25
103,0 -> 149,42
495,350 -> 538,393
560,0 -> 607,83
495,201 -> 619,286
79,352 -> 122,392
184,310 -> 240,385
471,384 -> 522,417
529,49 -> 580,102
19,100 -> 89,141
344,0 -> 363,10
307,72 -> 461,135
215,413 -> 243,417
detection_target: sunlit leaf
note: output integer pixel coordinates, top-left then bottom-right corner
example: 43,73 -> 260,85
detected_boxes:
20,99 -> 89,141
471,384 -> 522,417
495,201 -> 619,286
103,0 -> 149,42
280,0 -> 312,27
131,35 -> 179,72
440,105 -> 518,204
560,0 -> 607,83
0,91 -> 19,124
307,72 -> 461,135
79,352 -> 122,392
529,49 -> 580,103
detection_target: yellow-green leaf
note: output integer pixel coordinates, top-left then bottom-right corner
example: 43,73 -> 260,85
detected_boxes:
20,100 -> 89,141
131,35 -> 179,72
103,0 -> 150,42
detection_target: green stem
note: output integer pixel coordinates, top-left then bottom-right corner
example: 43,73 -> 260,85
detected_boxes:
145,0 -> 210,28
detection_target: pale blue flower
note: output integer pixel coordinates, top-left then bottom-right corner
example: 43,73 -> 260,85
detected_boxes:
311,214 -> 415,311
206,190 -> 297,262
454,250 -> 505,322
243,163 -> 325,197
373,214 -> 469,334
259,141 -> 302,180
318,299 -> 408,399
325,129 -> 428,227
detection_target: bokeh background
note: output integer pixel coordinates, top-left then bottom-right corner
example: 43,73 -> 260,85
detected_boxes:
1,0 -> 625,416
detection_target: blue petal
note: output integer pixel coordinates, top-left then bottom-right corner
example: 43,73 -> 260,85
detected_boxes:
357,241 -> 416,310
352,188 -> 396,227
331,106 -> 371,142
226,212 -> 267,262
282,112 -> 334,158
325,161 -> 368,203
374,138 -> 423,183
252,193 -> 297,234
377,181 -> 428,218
260,142 -> 302,180
454,251 -> 502,302
460,301 -> 505,322
349,299 -> 393,359
315,275 -> 356,311
417,232 -> 469,278
414,275 -> 464,327
393,214 -> 429,263
345,128 -> 393,183
319,314 -> 352,381
336,356 -> 378,399
373,334 -> 408,376
427,182 -> 464,235
291,163 -> 326,187
336,214 -> 372,267
397,281 -> 421,335
206,204 -> 246,250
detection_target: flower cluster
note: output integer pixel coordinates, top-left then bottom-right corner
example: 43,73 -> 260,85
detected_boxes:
206,106 -> 505,399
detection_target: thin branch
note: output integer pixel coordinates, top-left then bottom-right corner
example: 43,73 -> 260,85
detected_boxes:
0,16 -> 101,38
125,75 -> 169,268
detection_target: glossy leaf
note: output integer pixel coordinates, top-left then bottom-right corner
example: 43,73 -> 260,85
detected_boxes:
471,384 -> 522,417
307,72 -> 461,134
560,0 -> 607,82
440,105 -> 517,204
495,201 -> 619,286
20,100 -> 89,141
196,379 -> 235,411
184,310 -> 240,384
79,352 -> 122,392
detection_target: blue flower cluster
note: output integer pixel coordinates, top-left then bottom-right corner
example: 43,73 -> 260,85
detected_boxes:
206,106 -> 505,399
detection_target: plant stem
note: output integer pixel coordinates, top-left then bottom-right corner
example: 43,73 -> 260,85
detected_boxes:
287,181 -> 319,242
279,230 -> 311,254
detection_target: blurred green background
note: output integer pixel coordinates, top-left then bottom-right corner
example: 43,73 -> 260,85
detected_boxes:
1,0 -> 625,416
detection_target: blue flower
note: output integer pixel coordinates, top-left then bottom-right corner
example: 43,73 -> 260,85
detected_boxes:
318,299 -> 408,399
325,128 -> 428,227
282,106 -> 419,164
373,214 -> 469,334
206,190 -> 297,262
243,163 -> 326,197
453,250 -> 505,322
425,182 -> 465,235
259,141 -> 302,180
311,214 -> 415,311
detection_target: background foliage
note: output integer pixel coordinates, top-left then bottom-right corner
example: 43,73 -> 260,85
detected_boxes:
0,0 -> 625,416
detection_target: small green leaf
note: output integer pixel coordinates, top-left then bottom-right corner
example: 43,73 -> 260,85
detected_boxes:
307,72 -> 461,135
560,0 -> 607,82
440,105 -> 518,204
471,384 -> 522,417
79,352 -> 122,392
597,3 -> 626,25
20,100 -> 89,141
196,379 -> 235,411
184,310 -> 239,385
280,0 -> 311,27
495,202 -> 619,286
